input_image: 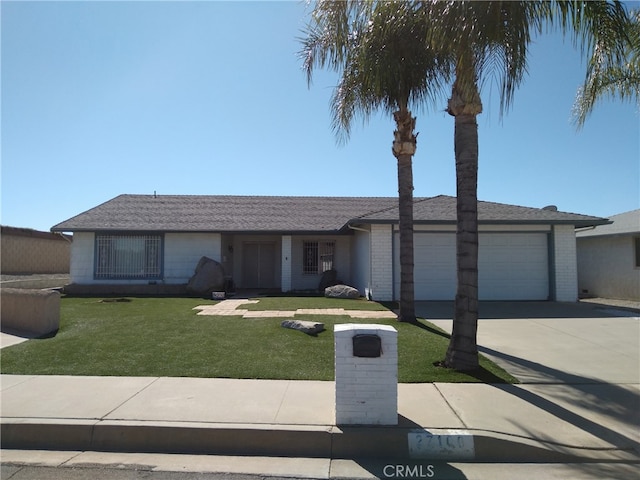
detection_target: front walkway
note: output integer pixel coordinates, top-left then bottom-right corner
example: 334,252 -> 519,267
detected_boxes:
193,299 -> 398,319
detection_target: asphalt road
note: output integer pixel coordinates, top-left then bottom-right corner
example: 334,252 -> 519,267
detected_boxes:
4,462 -> 640,480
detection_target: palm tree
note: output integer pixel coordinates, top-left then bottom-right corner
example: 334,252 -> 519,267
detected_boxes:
300,0 -> 631,367
419,1 -> 544,371
423,0 -> 631,371
573,9 -> 639,127
300,1 -> 452,323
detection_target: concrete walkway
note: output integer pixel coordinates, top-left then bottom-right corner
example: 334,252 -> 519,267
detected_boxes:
193,298 -> 398,319
1,301 -> 639,477
2,374 -> 638,463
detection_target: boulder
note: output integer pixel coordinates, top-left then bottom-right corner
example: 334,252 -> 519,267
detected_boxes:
325,284 -> 360,299
281,320 -> 325,335
187,256 -> 225,296
318,269 -> 338,292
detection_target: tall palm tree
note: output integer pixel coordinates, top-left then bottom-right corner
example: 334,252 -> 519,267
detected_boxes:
423,0 -> 631,371
300,1 -> 452,323
573,9 -> 639,127
418,1 -> 544,371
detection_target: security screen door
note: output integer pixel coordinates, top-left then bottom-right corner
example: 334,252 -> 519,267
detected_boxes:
242,242 -> 276,288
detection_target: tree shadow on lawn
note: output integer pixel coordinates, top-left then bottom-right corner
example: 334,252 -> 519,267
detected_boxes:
408,320 -> 514,384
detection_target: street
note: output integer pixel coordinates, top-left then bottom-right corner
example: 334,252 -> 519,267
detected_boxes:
2,457 -> 640,480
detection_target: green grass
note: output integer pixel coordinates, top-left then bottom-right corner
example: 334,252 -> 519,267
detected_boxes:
241,296 -> 390,311
0,296 -> 517,383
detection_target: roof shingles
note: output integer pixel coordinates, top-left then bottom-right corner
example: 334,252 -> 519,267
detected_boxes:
51,194 -> 607,233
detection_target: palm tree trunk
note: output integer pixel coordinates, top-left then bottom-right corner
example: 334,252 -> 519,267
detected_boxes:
393,109 -> 417,323
445,83 -> 481,371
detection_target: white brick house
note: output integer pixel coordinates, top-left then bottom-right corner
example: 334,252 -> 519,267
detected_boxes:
576,209 -> 640,301
51,194 -> 608,302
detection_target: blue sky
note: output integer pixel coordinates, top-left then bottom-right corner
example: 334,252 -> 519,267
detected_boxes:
2,0 -> 638,232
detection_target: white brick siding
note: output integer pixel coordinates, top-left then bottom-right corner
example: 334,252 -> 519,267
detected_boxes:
370,224 -> 394,301
577,235 -> 640,301
164,233 -> 221,283
290,236 -> 351,291
350,228 -> 371,298
334,324 -> 398,425
68,232 -> 221,285
69,232 -> 95,283
281,235 -> 292,292
552,224 -> 578,301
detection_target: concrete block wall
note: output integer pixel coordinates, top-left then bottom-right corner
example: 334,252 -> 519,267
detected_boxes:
553,224 -> 578,301
369,224 -> 394,301
1,227 -> 70,274
334,324 -> 398,425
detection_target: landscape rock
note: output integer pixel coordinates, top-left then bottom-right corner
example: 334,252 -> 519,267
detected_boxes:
325,284 -> 360,299
281,319 -> 325,335
187,256 -> 225,296
318,269 -> 338,292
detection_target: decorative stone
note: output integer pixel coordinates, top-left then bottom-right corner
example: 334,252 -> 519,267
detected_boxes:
281,320 -> 325,335
325,284 -> 360,299
318,269 -> 338,292
187,256 -> 225,296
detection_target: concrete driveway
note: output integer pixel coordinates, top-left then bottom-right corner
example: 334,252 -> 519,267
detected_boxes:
415,301 -> 640,385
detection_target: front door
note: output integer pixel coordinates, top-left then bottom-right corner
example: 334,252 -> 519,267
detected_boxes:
242,242 -> 276,288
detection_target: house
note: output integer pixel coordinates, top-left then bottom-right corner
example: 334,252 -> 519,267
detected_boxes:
50,194 -> 608,301
576,209 -> 640,301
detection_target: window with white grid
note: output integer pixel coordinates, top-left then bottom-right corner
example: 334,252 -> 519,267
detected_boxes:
303,240 -> 335,275
95,234 -> 162,279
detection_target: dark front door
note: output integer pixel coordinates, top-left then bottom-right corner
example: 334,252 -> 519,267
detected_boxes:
242,242 -> 276,288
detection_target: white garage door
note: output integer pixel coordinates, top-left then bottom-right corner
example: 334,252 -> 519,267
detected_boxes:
478,233 -> 549,300
396,232 -> 549,300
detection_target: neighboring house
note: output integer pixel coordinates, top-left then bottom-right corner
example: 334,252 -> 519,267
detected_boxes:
50,194 -> 608,302
576,209 -> 640,301
1,225 -> 71,274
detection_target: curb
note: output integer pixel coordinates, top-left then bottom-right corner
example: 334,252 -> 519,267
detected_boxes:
3,419 -> 638,463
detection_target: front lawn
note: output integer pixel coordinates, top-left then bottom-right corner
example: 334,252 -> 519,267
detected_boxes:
0,296 -> 517,383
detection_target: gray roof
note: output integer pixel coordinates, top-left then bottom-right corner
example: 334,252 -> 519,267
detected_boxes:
51,194 -> 608,233
576,209 -> 639,237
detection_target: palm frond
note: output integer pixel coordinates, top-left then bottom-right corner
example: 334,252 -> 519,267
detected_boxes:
572,7 -> 640,127
300,0 -> 452,142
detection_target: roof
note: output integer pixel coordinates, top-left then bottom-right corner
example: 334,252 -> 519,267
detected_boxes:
1,225 -> 71,241
576,209 -> 639,238
356,196 -> 608,227
50,194 -> 609,233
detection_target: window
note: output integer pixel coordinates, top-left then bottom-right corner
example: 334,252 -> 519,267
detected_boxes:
635,237 -> 640,268
303,240 -> 335,274
95,234 -> 162,279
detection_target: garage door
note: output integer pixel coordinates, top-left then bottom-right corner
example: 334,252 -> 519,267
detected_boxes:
478,233 -> 549,300
395,232 -> 549,300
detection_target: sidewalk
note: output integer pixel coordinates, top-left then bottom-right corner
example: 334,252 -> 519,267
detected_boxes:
1,374 -> 638,463
1,300 -> 639,474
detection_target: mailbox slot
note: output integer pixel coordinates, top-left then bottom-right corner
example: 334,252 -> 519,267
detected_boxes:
352,334 -> 382,358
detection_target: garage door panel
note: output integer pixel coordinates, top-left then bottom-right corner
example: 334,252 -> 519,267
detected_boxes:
398,232 -> 549,301
409,234 -> 456,300
479,233 -> 549,300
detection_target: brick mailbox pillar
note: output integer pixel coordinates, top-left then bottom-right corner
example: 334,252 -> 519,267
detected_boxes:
334,323 -> 398,425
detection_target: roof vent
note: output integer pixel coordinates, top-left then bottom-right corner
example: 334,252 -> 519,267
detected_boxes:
542,205 -> 558,211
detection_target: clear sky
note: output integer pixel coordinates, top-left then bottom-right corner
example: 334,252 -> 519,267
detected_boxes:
2,0 -> 638,233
